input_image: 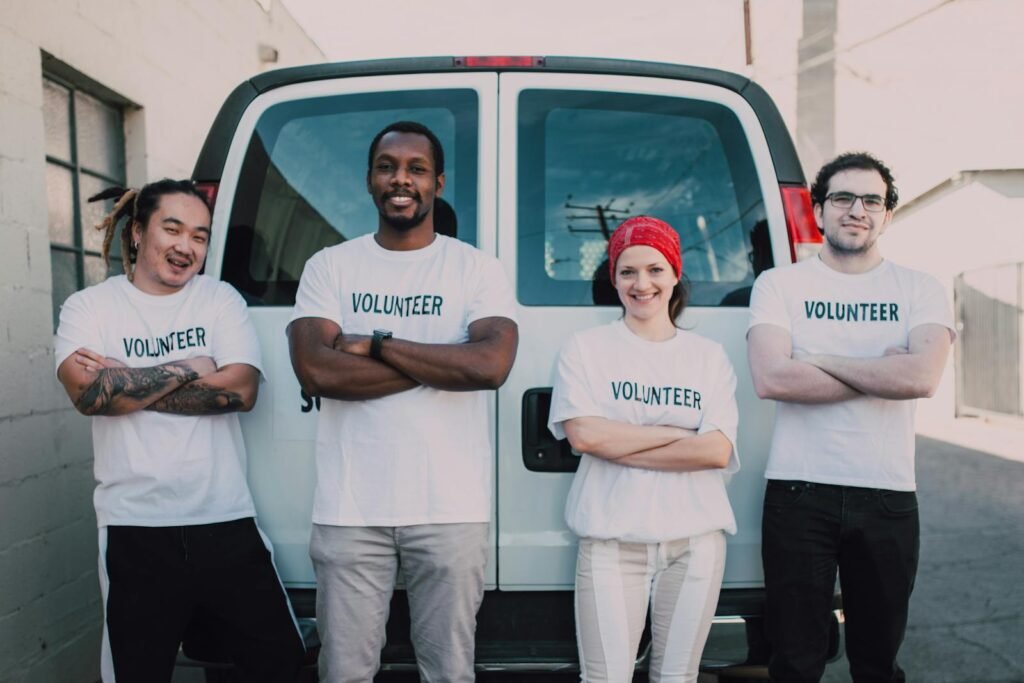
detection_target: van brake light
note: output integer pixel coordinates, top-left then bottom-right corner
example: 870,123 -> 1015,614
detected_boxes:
454,56 -> 545,68
195,181 -> 220,213
780,184 -> 821,262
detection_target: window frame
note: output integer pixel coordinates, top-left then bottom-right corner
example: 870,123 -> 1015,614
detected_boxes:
515,87 -> 768,307
44,70 -> 127,325
205,72 -> 499,291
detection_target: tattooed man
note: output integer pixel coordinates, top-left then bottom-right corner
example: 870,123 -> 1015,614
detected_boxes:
55,179 -> 303,682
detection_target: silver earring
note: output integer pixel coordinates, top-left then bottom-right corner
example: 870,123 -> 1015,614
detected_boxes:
132,241 -> 139,250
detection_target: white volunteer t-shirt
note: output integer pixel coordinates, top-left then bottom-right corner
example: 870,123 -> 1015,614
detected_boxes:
54,275 -> 262,527
748,257 -> 955,491
290,234 -> 517,527
548,320 -> 740,543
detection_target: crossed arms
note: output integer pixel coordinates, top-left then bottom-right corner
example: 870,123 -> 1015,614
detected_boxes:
561,418 -> 732,473
57,349 -> 258,416
747,322 -> 952,404
287,315 -> 519,401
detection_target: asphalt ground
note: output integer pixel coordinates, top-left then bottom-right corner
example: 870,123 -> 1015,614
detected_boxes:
819,435 -> 1024,683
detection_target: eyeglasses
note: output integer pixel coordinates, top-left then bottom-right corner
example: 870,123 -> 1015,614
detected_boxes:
826,192 -> 887,212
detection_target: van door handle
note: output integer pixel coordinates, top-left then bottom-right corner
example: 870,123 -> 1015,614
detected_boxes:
521,388 -> 580,473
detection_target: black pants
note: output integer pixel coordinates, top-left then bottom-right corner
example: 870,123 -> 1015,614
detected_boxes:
762,480 -> 919,683
104,518 -> 304,683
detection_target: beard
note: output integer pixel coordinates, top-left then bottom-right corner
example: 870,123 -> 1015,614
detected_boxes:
825,227 -> 879,255
379,204 -> 431,231
376,191 -> 432,232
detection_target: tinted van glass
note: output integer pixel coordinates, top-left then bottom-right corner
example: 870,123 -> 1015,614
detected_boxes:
517,89 -> 771,307
224,89 -> 478,305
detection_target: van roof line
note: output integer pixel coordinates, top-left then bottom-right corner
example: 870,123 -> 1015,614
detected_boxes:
193,56 -> 804,186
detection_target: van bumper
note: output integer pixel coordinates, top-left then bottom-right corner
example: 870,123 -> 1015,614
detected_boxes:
179,588 -> 843,675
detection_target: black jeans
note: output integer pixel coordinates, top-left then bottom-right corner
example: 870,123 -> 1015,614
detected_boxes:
105,518 -> 305,683
762,480 -> 919,683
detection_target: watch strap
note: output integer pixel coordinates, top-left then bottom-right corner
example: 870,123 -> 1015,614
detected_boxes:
370,329 -> 391,360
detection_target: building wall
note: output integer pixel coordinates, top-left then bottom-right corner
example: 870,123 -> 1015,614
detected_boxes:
0,1 -> 322,680
885,174 -> 1024,426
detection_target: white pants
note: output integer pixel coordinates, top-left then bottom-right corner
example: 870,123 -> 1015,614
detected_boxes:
575,531 -> 726,683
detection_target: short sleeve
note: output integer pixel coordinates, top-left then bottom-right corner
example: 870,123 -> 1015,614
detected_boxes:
910,273 -> 956,342
466,253 -> 518,325
290,249 -> 342,330
212,284 -> 264,375
697,347 -> 740,474
54,290 -> 103,376
748,270 -> 790,335
547,335 -> 601,440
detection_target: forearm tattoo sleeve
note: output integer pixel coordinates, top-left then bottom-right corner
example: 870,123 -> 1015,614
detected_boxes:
75,362 -> 199,415
145,382 -> 245,415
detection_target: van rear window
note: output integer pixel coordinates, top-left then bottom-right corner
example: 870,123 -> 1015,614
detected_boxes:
516,89 -> 771,307
223,89 -> 479,306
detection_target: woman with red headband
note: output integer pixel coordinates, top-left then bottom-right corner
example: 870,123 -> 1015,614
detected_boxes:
548,216 -> 740,681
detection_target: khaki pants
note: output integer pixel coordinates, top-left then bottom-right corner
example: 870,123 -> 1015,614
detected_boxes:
310,522 -> 488,683
575,531 -> 726,683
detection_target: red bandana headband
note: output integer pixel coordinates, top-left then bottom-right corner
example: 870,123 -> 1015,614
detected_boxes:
607,216 -> 682,280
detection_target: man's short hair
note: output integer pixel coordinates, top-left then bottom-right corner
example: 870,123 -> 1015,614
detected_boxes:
810,152 -> 899,211
367,121 -> 445,177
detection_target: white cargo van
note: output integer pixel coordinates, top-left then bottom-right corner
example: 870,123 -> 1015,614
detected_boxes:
186,56 -> 834,676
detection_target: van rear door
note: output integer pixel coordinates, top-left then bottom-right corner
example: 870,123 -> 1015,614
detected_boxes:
207,72 -> 498,587
495,72 -> 791,591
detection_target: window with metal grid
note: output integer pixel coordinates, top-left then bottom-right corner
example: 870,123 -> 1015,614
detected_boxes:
43,72 -> 126,328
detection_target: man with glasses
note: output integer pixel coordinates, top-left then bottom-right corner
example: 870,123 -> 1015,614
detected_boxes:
746,152 -> 955,681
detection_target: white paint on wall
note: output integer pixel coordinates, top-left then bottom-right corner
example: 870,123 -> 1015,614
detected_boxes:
0,1 -> 322,680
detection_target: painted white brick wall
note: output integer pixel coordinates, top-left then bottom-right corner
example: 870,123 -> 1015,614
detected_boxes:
0,1 -> 323,680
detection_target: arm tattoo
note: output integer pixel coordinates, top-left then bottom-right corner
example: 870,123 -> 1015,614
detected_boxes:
146,382 -> 246,415
76,362 -> 198,415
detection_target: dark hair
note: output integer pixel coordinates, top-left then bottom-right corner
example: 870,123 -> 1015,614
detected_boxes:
810,151 -> 899,211
668,275 -> 690,323
88,178 -> 210,281
367,121 -> 445,177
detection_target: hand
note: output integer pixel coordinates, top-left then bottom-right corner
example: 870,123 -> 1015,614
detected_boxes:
185,356 -> 217,377
73,348 -> 125,373
671,426 -> 699,439
793,350 -> 824,367
333,333 -> 372,357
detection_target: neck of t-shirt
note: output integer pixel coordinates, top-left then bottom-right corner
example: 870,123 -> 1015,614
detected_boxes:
120,273 -> 195,305
365,232 -> 444,262
374,223 -> 437,252
620,316 -> 678,343
817,246 -> 886,277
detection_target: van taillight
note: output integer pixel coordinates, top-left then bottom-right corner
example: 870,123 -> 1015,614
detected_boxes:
780,184 -> 821,263
195,181 -> 220,213
454,56 -> 545,68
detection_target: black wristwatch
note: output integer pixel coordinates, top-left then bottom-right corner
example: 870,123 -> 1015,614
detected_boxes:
370,329 -> 392,360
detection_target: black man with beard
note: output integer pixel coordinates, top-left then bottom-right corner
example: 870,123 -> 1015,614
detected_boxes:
287,121 -> 519,682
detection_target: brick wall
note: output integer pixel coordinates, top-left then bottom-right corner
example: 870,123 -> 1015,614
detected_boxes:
0,2 -> 322,680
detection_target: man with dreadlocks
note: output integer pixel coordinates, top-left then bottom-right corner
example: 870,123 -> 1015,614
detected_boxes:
54,179 -> 304,682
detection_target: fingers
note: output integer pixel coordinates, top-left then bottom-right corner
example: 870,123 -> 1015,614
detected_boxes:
75,348 -> 105,362
73,351 -> 102,374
